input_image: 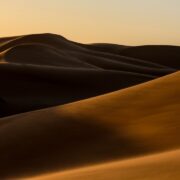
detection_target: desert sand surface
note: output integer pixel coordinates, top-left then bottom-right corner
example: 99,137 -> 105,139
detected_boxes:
28,149 -> 180,180
0,33 -> 179,179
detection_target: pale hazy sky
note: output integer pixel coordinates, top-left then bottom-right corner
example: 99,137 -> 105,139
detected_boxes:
1,0 -> 180,45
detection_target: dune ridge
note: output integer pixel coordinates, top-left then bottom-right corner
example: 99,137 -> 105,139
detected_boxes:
0,33 -> 179,179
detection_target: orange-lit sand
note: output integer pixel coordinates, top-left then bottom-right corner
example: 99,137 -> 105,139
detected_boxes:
28,149 -> 180,180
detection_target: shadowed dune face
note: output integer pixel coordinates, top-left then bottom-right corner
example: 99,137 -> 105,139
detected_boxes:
0,33 -> 179,179
0,98 -> 8,117
0,33 -> 178,117
120,45 -> 180,68
0,63 -> 154,117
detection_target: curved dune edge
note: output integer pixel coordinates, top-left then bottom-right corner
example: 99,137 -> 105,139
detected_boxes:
27,149 -> 180,180
0,71 -> 179,178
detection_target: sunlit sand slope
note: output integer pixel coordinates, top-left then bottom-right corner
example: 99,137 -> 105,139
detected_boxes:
0,72 -> 179,179
29,149 -> 180,180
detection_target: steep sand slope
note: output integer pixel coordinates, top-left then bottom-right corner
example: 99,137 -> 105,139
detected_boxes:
0,72 -> 179,178
29,149 -> 180,180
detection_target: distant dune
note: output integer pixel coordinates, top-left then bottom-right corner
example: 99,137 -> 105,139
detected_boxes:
0,33 -> 179,179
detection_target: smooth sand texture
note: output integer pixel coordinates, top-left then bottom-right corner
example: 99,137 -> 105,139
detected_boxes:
0,33 -> 179,179
0,71 -> 179,179
28,149 -> 180,180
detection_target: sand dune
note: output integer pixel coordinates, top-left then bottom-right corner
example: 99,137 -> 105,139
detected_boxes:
0,33 -> 179,179
0,33 -> 177,117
